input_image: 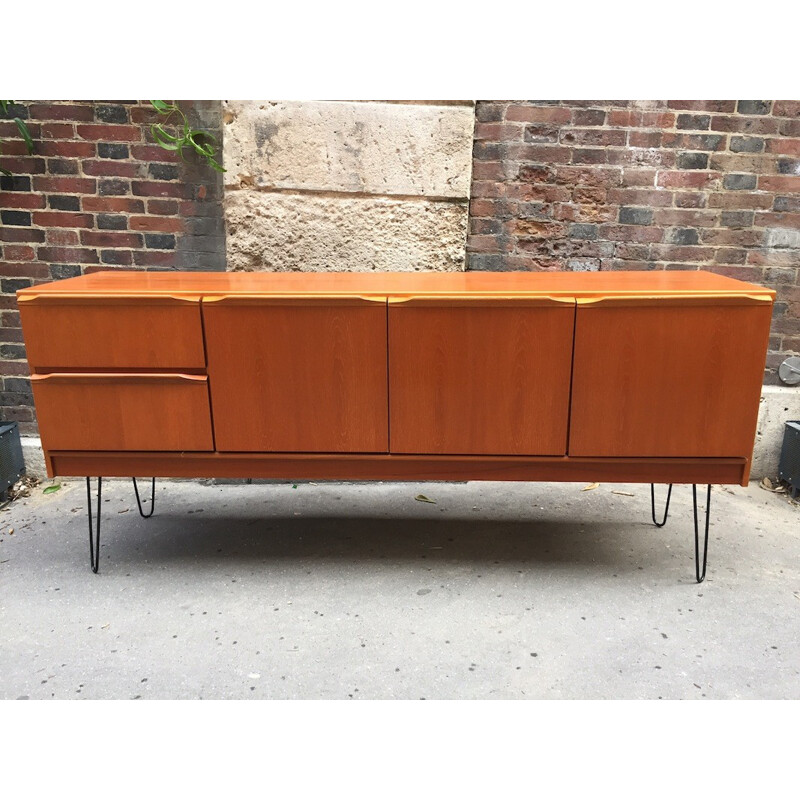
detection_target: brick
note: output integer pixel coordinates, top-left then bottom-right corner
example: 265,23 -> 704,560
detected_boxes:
97,214 -> 128,230
37,246 -> 99,264
1,227 -> 45,243
132,250 -> 178,267
736,100 -> 772,115
0,263 -> 49,279
94,105 -> 129,124
773,101 -> 800,118
730,136 -> 765,153
33,176 -> 96,194
777,159 -> 800,175
711,116 -> 780,135
37,140 -> 96,158
100,249 -> 133,265
49,264 -> 82,279
148,163 -> 180,180
663,133 -> 725,151
48,195 -> 81,211
676,152 -> 709,170
475,103 -> 506,123
0,157 -> 46,173
474,123 -> 522,141
82,196 -> 144,213
675,192 -> 707,208
82,160 -> 141,178
0,343 -> 27,359
47,158 -> 80,175
32,211 -> 93,228
506,106 -> 571,124
1,210 -> 31,226
601,224 -> 664,243
46,229 -> 80,246
667,228 -> 699,245
147,199 -> 179,215
774,196 -> 800,212
0,192 -> 45,209
29,103 -> 93,121
77,124 -> 141,142
667,101 -> 736,113
98,178 -> 130,196
721,210 -> 755,228
654,209 -> 717,227
572,109 -> 606,126
758,176 -> 800,192
130,144 -> 181,163
3,245 -> 35,261
144,233 -> 176,249
628,131 -> 662,148
722,173 -> 757,190
129,215 -> 184,233
766,138 -> 800,156
1,277 -> 32,293
131,180 -> 192,199
561,128 -> 627,147
657,171 -> 718,188
619,206 -> 653,225
80,231 -> 143,248
473,161 -> 505,180
98,143 -> 130,159
568,223 -> 598,240
677,114 -> 710,130
572,149 -> 606,164
707,192 -> 773,210
41,122 -> 75,139
0,175 -> 31,192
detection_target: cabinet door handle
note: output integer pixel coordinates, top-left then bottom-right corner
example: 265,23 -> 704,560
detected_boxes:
17,294 -> 200,306
576,294 -> 773,308
31,373 -> 208,385
387,295 -> 576,308
202,294 -> 387,306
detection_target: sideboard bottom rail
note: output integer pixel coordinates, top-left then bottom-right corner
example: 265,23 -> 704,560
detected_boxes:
48,452 -> 749,486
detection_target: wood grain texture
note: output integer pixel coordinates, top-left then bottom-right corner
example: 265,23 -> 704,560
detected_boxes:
17,269 -> 776,301
32,373 -> 214,452
19,295 -> 206,370
389,298 -> 575,455
46,451 -> 748,486
569,298 -> 773,458
202,297 -> 389,453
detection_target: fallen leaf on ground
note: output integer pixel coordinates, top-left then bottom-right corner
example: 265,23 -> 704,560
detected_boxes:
759,477 -> 785,493
581,483 -> 600,492
611,490 -> 635,497
415,494 -> 436,504
43,484 -> 61,495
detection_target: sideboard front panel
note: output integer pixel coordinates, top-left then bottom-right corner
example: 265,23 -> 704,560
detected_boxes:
388,298 -> 576,455
202,296 -> 389,453
568,297 -> 773,458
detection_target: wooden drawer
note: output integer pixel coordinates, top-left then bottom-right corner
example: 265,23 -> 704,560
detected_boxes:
18,294 -> 206,370
31,373 -> 214,452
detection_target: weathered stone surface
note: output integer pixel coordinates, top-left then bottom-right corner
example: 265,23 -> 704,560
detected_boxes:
223,101 -> 475,198
225,191 -> 468,272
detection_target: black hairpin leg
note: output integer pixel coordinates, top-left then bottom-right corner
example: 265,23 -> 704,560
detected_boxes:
693,484 -> 711,584
650,483 -> 672,527
133,477 -> 156,518
87,477 -> 102,574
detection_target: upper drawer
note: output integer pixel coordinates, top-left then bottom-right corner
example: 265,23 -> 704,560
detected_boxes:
18,294 -> 206,370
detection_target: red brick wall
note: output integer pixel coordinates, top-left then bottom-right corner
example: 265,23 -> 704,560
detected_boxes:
469,101 -> 800,383
0,101 -> 224,435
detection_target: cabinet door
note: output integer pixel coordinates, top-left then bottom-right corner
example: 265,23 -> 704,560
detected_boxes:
31,373 -> 214,452
568,295 -> 773,457
202,296 -> 389,453
388,297 -> 576,455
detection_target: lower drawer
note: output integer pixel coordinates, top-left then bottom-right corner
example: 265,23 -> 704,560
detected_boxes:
32,373 -> 214,452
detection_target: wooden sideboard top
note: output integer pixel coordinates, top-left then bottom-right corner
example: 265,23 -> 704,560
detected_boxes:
17,269 -> 775,300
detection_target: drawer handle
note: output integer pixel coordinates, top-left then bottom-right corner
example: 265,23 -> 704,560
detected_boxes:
387,295 -> 575,307
18,294 -> 200,306
202,294 -> 387,306
31,373 -> 207,384
576,294 -> 773,307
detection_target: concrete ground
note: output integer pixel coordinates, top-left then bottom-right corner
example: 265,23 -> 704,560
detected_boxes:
1,478 -> 797,700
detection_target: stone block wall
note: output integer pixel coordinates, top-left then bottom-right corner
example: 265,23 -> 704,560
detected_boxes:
223,101 -> 475,271
468,101 -> 800,383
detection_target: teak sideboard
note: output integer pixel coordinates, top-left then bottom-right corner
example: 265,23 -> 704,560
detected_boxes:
17,270 -> 774,580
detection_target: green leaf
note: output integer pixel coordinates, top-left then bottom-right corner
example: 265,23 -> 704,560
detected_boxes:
415,494 -> 436,504
43,484 -> 61,494
14,118 -> 34,154
150,100 -> 176,114
0,100 -> 9,115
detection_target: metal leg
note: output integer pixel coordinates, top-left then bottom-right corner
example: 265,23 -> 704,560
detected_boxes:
693,484 -> 712,584
87,477 -> 102,574
133,477 -> 155,518
650,483 -> 673,528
